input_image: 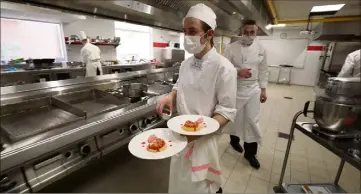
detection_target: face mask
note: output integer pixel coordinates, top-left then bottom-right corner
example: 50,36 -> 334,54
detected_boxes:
183,31 -> 209,54
241,35 -> 256,45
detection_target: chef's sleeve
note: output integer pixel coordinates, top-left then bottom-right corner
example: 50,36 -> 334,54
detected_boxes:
258,47 -> 269,88
338,53 -> 354,77
214,66 -> 237,122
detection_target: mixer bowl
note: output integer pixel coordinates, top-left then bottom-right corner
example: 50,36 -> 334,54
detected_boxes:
314,97 -> 361,133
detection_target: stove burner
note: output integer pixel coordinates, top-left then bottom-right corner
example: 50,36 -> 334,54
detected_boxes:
311,124 -> 361,140
348,148 -> 360,161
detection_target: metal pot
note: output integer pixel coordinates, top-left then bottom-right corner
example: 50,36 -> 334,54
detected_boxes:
325,77 -> 361,98
121,83 -> 148,98
305,98 -> 361,133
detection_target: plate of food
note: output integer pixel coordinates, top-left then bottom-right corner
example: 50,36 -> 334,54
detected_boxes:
128,128 -> 187,160
167,115 -> 220,135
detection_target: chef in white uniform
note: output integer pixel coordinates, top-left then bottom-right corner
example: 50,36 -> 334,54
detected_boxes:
80,31 -> 103,77
338,49 -> 360,78
223,19 -> 269,169
156,3 -> 237,193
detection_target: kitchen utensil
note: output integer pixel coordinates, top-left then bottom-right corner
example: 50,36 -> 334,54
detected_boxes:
121,83 -> 149,98
69,35 -> 80,41
167,115 -> 220,136
303,77 -> 361,133
160,107 -> 172,120
120,83 -> 160,98
113,37 -> 121,44
325,77 -> 361,99
303,99 -> 361,133
128,128 -> 187,160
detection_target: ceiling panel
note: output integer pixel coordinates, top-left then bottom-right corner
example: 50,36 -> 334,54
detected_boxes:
274,0 -> 359,20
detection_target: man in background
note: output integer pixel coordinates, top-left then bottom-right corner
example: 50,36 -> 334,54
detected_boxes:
338,49 -> 360,78
223,19 -> 269,169
80,31 -> 103,77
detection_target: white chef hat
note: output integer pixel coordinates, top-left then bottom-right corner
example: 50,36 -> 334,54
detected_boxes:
80,31 -> 87,40
184,3 -> 217,30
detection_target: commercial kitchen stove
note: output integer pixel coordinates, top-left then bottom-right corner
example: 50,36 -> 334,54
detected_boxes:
0,67 -> 177,193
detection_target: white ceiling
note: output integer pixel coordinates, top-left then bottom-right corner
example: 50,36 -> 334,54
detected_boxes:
274,0 -> 360,20
273,0 -> 361,29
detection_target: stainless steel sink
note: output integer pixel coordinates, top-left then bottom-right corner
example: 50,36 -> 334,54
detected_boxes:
53,89 -> 131,118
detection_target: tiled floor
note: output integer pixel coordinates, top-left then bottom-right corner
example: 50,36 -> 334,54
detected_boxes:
219,84 -> 361,193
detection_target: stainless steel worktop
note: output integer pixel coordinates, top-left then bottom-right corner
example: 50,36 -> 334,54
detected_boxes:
0,62 -> 151,74
1,67 -> 175,101
0,67 -> 177,173
0,62 -> 155,87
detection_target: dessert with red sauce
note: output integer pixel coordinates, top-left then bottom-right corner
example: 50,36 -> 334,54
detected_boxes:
182,117 -> 204,131
146,135 -> 167,152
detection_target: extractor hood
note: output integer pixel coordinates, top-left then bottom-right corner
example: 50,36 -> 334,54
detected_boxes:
4,0 -> 272,36
314,20 -> 361,41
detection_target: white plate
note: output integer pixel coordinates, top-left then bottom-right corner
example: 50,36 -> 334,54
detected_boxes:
167,115 -> 220,136
128,128 -> 187,160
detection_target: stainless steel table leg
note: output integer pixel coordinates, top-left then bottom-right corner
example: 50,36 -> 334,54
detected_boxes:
334,159 -> 345,185
278,110 -> 304,186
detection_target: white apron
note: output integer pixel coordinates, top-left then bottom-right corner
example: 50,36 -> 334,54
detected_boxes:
227,82 -> 262,143
223,41 -> 266,144
168,135 -> 222,193
85,60 -> 103,77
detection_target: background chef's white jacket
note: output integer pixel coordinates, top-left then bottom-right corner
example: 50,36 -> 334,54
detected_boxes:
172,48 -> 237,122
223,40 -> 269,88
81,42 -> 101,63
81,42 -> 103,77
338,49 -> 360,78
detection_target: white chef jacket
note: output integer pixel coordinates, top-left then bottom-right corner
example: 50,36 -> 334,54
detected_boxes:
80,42 -> 103,77
169,48 -> 237,193
222,40 -> 269,143
338,49 -> 360,78
223,40 -> 268,88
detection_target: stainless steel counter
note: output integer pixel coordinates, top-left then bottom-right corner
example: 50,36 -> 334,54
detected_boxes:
0,67 -> 178,192
0,62 -> 154,87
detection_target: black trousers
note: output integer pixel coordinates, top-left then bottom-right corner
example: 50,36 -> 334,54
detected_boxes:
230,135 -> 258,157
96,68 -> 101,75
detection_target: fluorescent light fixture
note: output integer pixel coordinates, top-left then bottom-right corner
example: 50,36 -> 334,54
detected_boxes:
310,4 -> 345,12
266,24 -> 286,29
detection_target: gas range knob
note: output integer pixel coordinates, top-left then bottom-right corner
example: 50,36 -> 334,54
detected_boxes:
79,144 -> 91,156
129,124 -> 138,133
0,175 -> 16,192
145,118 -> 152,125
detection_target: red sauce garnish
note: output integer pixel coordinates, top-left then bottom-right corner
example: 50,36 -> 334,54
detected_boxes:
142,145 -> 145,147
168,140 -> 172,142
141,142 -> 146,144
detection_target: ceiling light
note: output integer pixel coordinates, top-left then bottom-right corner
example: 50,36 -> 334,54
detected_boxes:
266,24 -> 286,29
310,4 -> 345,12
